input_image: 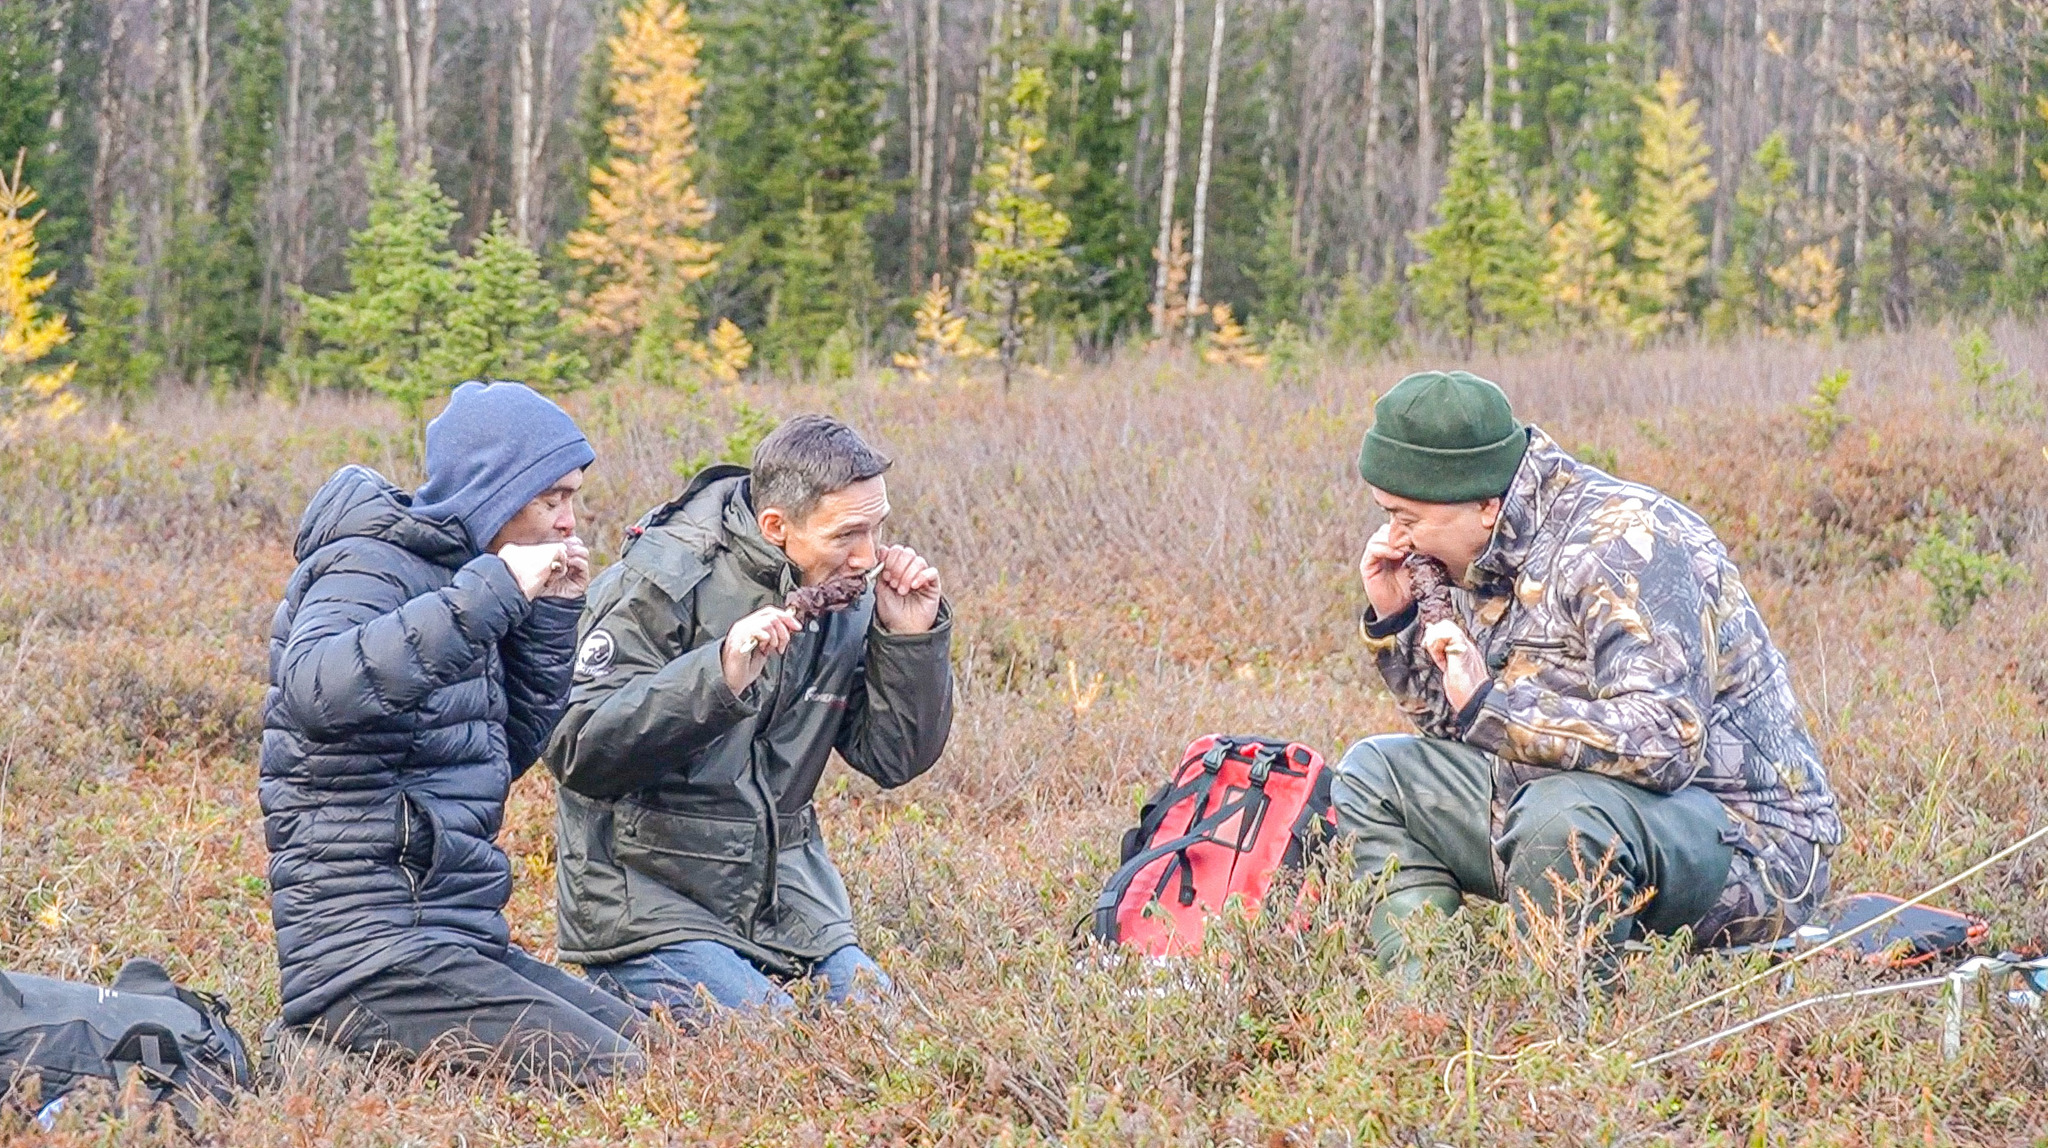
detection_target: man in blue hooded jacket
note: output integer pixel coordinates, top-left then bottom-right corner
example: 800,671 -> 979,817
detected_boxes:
260,381 -> 642,1084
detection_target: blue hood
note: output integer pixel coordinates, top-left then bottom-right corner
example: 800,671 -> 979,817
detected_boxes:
411,381 -> 595,554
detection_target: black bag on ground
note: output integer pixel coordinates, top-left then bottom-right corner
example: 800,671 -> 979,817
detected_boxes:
0,958 -> 252,1125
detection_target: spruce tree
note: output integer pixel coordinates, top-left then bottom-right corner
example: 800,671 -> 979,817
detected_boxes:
1248,176 -> 1307,327
1046,0 -> 1149,352
1543,186 -> 1630,339
72,203 -> 159,409
1709,130 -> 1799,334
969,67 -> 1073,390
297,125 -> 463,442
1409,107 -> 1545,354
1626,70 -> 1716,341
442,213 -> 588,390
703,0 -> 886,371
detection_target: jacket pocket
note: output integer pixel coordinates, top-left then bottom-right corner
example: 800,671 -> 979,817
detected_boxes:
611,802 -> 763,928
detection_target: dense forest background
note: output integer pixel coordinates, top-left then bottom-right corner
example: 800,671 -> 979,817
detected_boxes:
4,0 -> 2047,400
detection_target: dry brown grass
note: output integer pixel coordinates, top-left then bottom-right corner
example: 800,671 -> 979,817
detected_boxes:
5,323 -> 2048,1144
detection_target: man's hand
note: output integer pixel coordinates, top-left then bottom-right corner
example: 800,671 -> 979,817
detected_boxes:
722,606 -> 801,695
499,542 -> 569,601
1360,523 -> 1415,620
537,537 -> 592,599
873,545 -> 942,634
1422,619 -> 1489,713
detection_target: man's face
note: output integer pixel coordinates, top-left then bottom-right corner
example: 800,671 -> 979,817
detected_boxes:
487,468 -> 585,551
759,475 -> 889,586
1371,486 -> 1502,579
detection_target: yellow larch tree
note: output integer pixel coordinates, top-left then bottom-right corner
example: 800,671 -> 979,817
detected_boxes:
566,0 -> 740,379
1544,186 -> 1631,339
0,159 -> 80,436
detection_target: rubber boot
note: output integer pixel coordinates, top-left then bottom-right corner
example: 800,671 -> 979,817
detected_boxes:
1368,885 -> 1465,980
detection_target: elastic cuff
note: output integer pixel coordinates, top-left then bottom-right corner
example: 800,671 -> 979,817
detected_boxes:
1362,601 -> 1418,640
1453,680 -> 1494,737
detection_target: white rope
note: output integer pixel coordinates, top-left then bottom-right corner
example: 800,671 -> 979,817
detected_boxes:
1433,821 -> 2048,1097
1593,821 -> 2048,1059
1632,975 -> 1948,1069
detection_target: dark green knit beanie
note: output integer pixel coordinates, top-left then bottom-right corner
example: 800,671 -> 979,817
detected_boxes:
1357,370 -> 1528,503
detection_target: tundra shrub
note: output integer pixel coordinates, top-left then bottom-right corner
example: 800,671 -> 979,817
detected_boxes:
1909,510 -> 2023,628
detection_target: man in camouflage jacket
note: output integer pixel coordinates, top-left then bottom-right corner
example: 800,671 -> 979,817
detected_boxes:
1339,370 -> 1841,971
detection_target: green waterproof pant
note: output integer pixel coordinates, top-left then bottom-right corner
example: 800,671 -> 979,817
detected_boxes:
1330,734 -> 1738,945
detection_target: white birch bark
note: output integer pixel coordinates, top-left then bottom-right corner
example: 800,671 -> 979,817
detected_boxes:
1413,0 -> 1436,237
1150,0 -> 1188,335
1504,0 -> 1521,131
1185,0 -> 1226,327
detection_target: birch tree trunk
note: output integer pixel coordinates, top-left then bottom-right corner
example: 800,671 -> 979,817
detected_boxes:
176,0 -> 212,218
1504,0 -> 1521,131
1850,0 -> 1868,315
1363,0 -> 1388,274
919,0 -> 941,278
1480,0 -> 1494,125
938,89 -> 964,276
89,7 -> 129,251
510,0 -> 562,245
1413,0 -> 1436,238
1673,0 -> 1692,83
1150,0 -> 1188,336
1710,0 -> 1739,266
905,0 -> 925,281
388,0 -> 439,172
44,1 -> 69,149
1188,0 -> 1228,329
1808,0 -> 1832,202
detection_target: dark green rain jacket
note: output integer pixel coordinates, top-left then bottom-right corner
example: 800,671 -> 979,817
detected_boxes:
543,466 -> 954,971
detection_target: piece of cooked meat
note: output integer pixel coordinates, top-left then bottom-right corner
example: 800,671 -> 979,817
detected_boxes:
1405,553 -> 1457,626
785,573 -> 870,624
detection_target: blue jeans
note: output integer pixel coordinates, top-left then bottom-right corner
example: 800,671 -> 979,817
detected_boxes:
587,941 -> 889,1021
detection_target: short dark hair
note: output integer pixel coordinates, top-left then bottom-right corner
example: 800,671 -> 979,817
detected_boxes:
750,414 -> 892,521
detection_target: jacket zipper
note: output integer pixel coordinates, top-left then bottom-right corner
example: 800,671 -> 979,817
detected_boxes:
398,795 -> 421,916
745,625 -> 805,938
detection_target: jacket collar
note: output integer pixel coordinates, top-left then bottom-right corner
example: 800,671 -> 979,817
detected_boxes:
720,479 -> 800,596
1470,426 -> 1575,581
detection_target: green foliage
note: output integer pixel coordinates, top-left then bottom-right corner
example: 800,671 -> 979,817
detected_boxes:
1262,319 -> 1311,386
818,325 -> 858,381
704,0 -> 886,369
1572,442 -> 1622,475
1626,71 -> 1715,340
1324,273 -> 1402,358
442,213 -> 588,390
675,397 -> 778,475
1798,368 -> 1852,453
1409,107 -> 1545,354
1909,510 -> 2022,628
969,67 -> 1073,389
1249,176 -> 1307,328
71,204 -> 159,408
1046,1 -> 1150,352
294,125 -> 464,442
1952,326 -> 2034,420
0,0 -> 57,227
763,199 -> 860,376
1708,130 -> 1800,336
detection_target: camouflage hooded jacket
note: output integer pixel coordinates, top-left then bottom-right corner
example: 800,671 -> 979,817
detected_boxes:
1364,429 -> 1842,940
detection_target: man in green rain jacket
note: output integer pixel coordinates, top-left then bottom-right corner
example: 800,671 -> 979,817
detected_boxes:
1342,371 -> 1841,974
544,415 -> 953,1016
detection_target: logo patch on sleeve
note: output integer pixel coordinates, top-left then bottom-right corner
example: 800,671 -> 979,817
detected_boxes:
575,629 -> 617,679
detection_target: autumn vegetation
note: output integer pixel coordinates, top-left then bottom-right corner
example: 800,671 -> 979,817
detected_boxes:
3,321 -> 2047,1143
